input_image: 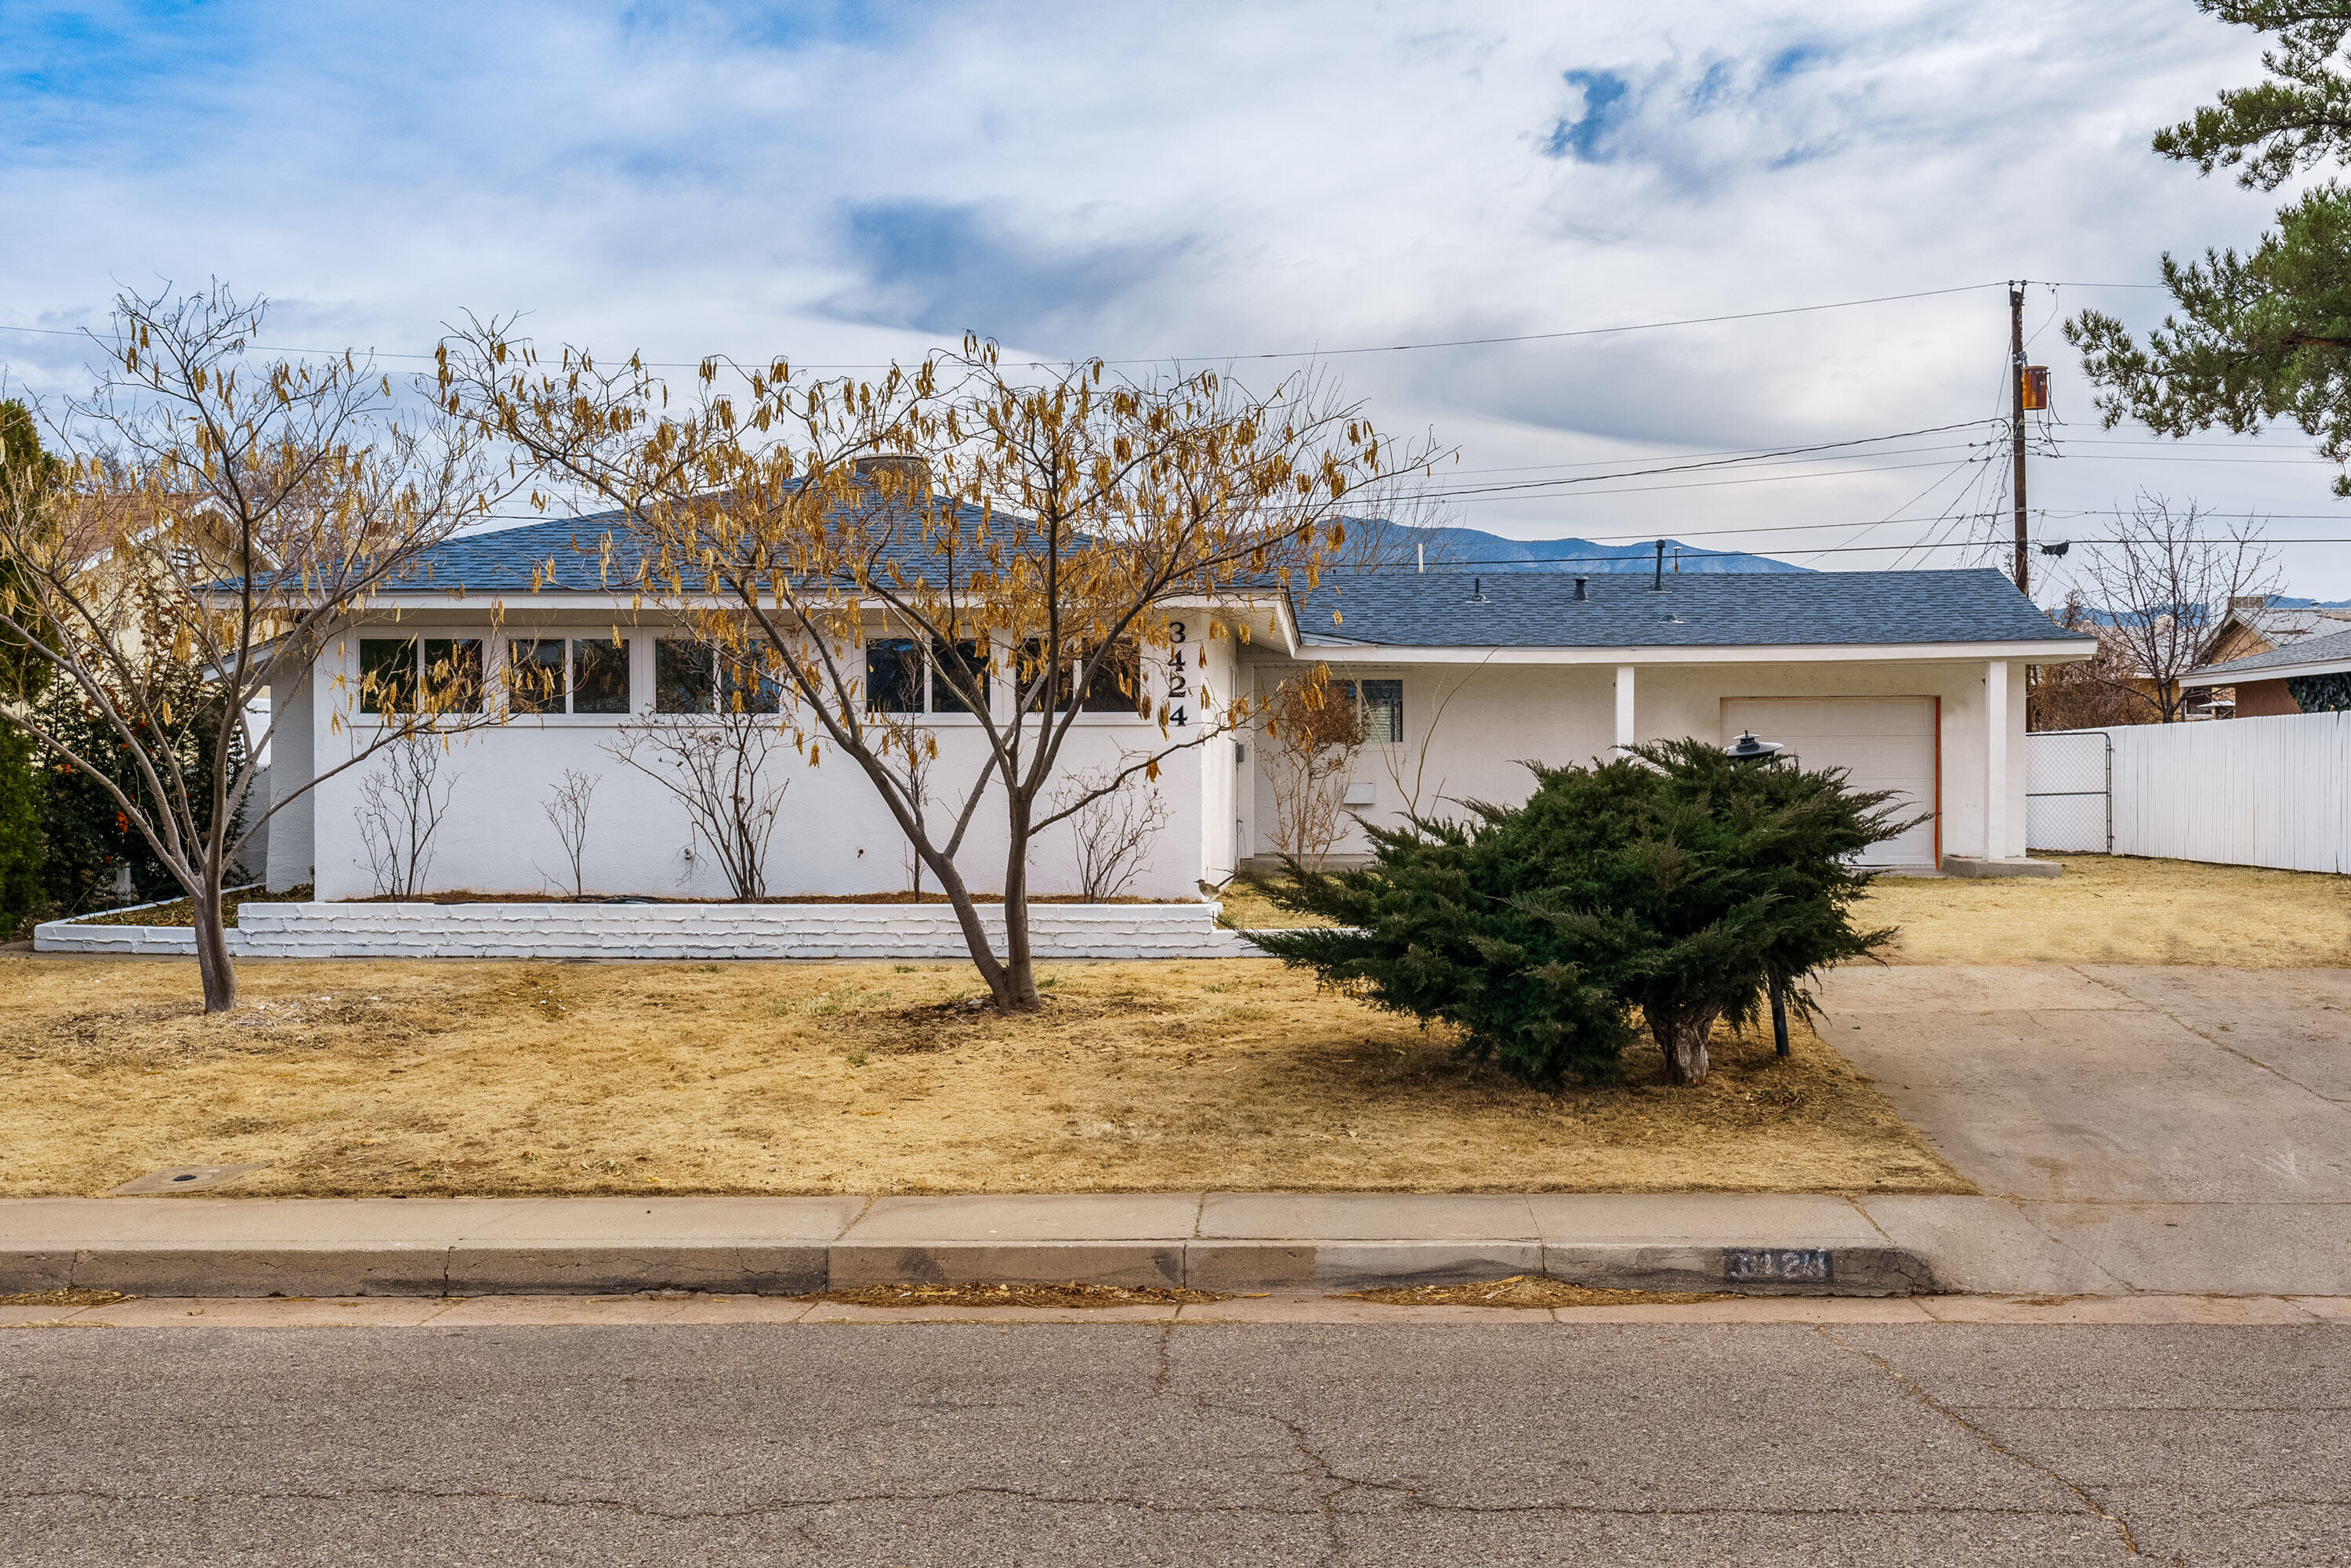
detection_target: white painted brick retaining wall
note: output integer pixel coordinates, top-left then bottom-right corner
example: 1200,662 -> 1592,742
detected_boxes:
36,902 -> 1266,961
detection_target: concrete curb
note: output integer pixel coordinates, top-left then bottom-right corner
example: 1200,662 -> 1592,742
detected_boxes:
0,1195 -> 1938,1299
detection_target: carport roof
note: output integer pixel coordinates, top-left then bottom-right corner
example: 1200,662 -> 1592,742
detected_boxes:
1288,567 -> 2088,650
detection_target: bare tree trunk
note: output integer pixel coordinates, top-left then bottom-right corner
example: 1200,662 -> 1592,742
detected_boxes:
191,857 -> 238,1013
1651,1008 -> 1720,1085
999,794 -> 1041,1010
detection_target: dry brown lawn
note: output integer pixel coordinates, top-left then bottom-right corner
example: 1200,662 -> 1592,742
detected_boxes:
1226,854 -> 2351,968
1864,854 -> 2351,967
0,954 -> 1959,1199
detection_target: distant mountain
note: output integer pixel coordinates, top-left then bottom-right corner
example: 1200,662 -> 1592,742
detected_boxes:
1357,521 -> 1809,575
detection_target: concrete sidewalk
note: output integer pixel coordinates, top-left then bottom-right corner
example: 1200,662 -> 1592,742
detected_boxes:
2,1192 -> 1941,1298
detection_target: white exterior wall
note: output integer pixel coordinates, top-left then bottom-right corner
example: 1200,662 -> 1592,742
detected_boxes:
1249,655 -> 2031,864
263,664 -> 317,892
306,616 -> 1219,903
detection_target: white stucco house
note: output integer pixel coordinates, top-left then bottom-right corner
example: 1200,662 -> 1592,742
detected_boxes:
255,509 -> 2095,903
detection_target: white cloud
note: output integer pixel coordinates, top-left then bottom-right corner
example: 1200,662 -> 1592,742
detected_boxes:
5,0 -> 2346,593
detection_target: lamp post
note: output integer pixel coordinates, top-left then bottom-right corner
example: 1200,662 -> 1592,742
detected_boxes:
1726,731 -> 1792,1056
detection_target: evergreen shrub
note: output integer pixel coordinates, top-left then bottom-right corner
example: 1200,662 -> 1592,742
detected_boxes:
1244,741 -> 1916,1087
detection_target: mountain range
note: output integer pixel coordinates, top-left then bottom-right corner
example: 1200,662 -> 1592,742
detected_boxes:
1376,523 -> 1807,575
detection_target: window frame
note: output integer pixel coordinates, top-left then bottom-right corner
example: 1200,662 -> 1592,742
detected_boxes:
357,634 -> 486,718
505,634 -> 636,719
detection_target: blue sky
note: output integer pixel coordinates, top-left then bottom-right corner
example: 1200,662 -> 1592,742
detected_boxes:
6,0 -> 2348,595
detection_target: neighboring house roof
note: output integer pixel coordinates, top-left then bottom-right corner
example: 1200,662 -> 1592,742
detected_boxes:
1287,567 -> 2088,651
2199,621 -> 2351,681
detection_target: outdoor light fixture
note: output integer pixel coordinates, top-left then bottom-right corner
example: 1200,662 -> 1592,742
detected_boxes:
1726,730 -> 1782,764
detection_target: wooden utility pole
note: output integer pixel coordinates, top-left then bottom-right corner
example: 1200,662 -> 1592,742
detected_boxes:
2010,281 -> 2030,596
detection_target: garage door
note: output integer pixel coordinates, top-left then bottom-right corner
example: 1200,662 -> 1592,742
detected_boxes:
1721,697 -> 1939,867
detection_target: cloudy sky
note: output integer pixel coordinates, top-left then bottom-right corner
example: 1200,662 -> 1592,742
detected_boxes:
7,0 -> 2349,596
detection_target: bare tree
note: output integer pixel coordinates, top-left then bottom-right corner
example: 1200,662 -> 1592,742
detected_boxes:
2028,595 -> 2156,731
607,708 -> 787,901
441,330 -> 1437,1009
1054,765 -> 1172,900
0,284 -> 507,1009
540,767 -> 600,898
355,731 -> 456,898
2071,494 -> 2280,722
1262,672 -> 1368,872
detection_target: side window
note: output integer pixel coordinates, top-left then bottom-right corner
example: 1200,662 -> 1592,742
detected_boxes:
507,639 -> 566,714
1074,641 -> 1146,714
508,638 -> 629,715
929,639 -> 990,715
655,639 -> 715,715
359,638 -> 417,715
654,639 -> 781,715
717,642 -> 781,715
865,637 -> 922,714
573,639 -> 629,715
1020,639 -> 1145,715
1356,679 -> 1404,744
361,637 -> 484,715
423,639 -> 484,715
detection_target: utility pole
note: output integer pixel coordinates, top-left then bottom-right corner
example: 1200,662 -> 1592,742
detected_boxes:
2010,281 -> 2030,597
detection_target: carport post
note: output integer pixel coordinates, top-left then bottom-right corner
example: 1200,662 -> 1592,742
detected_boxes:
1985,659 -> 2009,859
1614,664 -> 1636,755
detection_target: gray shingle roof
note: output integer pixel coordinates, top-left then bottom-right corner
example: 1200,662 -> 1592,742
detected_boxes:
2200,621 -> 2351,677
1289,567 -> 2086,650
382,492 -> 1012,596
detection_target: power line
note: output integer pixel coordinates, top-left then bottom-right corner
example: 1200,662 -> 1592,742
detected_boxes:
0,281 -> 2022,371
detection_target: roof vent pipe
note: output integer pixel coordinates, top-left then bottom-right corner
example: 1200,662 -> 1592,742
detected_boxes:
1650,539 -> 1668,592
1573,575 -> 1588,602
1469,576 -> 1490,603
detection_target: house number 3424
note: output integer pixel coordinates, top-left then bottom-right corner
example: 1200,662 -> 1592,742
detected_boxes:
1166,621 -> 1189,726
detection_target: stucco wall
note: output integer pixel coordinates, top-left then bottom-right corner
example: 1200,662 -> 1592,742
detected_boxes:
1247,655 -> 2031,864
263,666 -> 316,893
304,617 -> 1220,902
2233,678 -> 2302,719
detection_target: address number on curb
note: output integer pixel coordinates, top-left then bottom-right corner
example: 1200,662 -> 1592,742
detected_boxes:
1723,1248 -> 1832,1284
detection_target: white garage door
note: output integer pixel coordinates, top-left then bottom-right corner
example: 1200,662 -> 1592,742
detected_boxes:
1721,697 -> 1940,867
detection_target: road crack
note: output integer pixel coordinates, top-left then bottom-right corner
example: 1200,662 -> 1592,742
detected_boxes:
1815,1324 -> 2143,1557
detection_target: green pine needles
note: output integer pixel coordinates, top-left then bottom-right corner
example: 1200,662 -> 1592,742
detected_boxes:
1241,741 -> 1917,1088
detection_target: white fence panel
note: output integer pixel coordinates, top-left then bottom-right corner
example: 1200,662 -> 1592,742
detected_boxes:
2026,730 -> 2111,853
2099,712 -> 2351,875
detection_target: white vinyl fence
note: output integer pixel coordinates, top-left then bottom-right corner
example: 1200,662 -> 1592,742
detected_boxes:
2028,712 -> 2351,874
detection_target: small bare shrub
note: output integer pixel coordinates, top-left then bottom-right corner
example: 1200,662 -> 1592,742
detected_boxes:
1055,766 -> 1172,900
540,768 -> 600,898
609,715 -> 785,900
1263,673 -> 1367,872
355,731 -> 456,898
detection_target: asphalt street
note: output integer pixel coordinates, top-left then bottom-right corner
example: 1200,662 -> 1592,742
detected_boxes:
7,1321 -> 2348,1566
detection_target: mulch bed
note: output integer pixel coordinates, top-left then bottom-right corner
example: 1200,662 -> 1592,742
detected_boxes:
803,1281 -> 1228,1309
1344,1274 -> 1742,1309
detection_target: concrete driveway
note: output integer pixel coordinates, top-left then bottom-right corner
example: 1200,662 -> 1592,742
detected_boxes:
1818,965 -> 2351,1296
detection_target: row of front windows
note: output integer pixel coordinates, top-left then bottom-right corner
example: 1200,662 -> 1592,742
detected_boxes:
357,636 -> 1155,719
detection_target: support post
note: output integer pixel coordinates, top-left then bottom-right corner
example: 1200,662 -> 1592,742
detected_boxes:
1985,659 -> 2009,860
1614,665 -> 1636,756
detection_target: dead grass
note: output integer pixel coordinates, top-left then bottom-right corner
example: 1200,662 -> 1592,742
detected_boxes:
805,1282 -> 1226,1309
1227,854 -> 2351,968
1345,1275 -> 1740,1309
0,955 -> 1960,1199
0,1289 -> 133,1308
1863,854 -> 2351,968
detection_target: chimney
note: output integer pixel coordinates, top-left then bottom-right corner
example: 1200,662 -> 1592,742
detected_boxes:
1573,575 -> 1588,602
853,454 -> 932,497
